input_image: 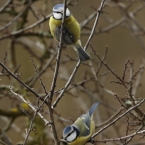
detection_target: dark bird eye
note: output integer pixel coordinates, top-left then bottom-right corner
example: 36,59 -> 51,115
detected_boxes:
68,131 -> 73,137
53,11 -> 61,14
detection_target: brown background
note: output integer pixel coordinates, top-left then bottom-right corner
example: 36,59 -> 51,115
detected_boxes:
0,0 -> 145,144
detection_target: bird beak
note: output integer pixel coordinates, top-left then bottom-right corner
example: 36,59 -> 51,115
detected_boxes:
60,138 -> 67,143
60,138 -> 68,145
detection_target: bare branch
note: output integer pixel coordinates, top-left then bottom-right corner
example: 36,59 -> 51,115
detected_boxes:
92,98 -> 145,139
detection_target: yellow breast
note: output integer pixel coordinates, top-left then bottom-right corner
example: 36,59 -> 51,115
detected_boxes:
49,15 -> 80,44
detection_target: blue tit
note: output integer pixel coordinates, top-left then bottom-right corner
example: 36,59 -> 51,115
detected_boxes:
49,4 -> 90,61
61,102 -> 99,145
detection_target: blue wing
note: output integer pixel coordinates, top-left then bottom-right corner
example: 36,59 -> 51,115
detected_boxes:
73,102 -> 99,136
89,102 -> 99,116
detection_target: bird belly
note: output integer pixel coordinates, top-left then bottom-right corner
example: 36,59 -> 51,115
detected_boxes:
49,15 -> 80,45
54,26 -> 75,45
68,136 -> 90,145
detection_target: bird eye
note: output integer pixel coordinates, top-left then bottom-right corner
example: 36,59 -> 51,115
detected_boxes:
66,131 -> 73,138
53,11 -> 63,14
66,131 -> 77,142
53,11 -> 60,14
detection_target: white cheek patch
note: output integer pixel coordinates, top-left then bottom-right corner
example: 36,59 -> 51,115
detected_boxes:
53,8 -> 70,20
66,131 -> 77,142
66,8 -> 70,17
53,12 -> 62,20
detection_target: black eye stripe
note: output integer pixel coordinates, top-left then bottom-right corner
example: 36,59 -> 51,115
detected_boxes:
65,130 -> 75,139
53,11 -> 63,14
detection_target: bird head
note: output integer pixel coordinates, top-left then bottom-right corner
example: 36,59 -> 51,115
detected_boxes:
52,4 -> 71,20
61,125 -> 79,143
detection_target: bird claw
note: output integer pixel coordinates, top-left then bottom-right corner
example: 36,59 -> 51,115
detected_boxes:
88,138 -> 95,144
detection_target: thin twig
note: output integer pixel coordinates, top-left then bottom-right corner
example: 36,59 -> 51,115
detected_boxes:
91,44 -> 128,89
0,62 -> 45,102
30,58 -> 48,95
10,86 -> 50,125
0,127 -> 13,145
0,0 -> 32,32
0,0 -> 12,13
92,98 -> 145,139
0,14 -> 52,41
122,59 -> 130,81
28,51 -> 57,87
22,96 -> 46,145
96,127 -> 145,143
47,2 -> 68,145
132,59 -> 145,96
22,109 -> 38,145
96,107 -> 124,128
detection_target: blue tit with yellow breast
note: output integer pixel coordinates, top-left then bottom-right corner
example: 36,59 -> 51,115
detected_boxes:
49,4 -> 90,61
61,102 -> 99,145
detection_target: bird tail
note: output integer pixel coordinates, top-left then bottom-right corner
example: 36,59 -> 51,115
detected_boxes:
89,102 -> 99,116
73,40 -> 90,61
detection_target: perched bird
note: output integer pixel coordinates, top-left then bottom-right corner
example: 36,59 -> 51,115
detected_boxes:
49,4 -> 90,61
61,102 -> 99,145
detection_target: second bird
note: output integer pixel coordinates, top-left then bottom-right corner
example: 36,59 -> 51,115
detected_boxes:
61,102 -> 99,145
49,4 -> 90,61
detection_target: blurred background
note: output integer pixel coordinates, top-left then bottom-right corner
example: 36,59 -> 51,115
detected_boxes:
0,0 -> 145,145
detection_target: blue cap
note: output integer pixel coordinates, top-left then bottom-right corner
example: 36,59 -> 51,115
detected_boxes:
63,126 -> 73,138
53,4 -> 64,12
